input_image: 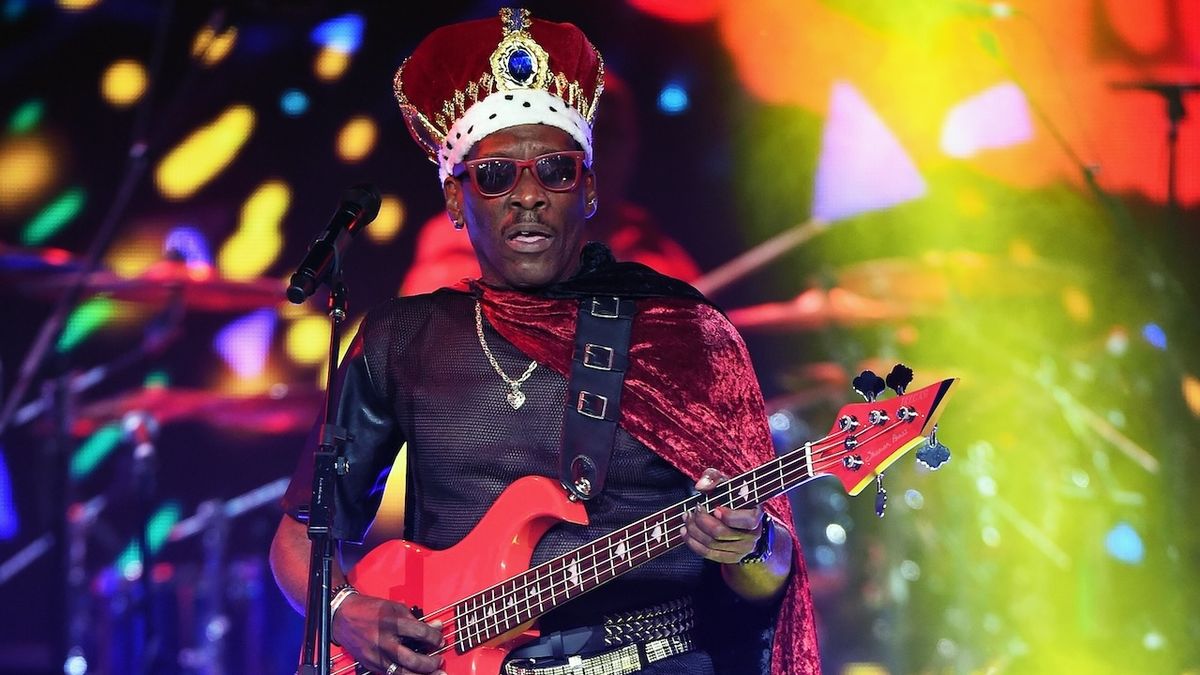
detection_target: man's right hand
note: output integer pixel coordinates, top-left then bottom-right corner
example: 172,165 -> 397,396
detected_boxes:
332,593 -> 447,675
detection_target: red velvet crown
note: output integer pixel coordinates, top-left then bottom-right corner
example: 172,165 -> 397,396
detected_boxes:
394,8 -> 605,180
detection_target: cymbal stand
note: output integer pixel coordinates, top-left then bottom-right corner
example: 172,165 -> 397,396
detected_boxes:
177,500 -> 230,675
123,411 -> 161,675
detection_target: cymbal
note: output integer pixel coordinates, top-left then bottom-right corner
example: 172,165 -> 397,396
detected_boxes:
726,287 -> 916,330
0,244 -> 84,276
73,385 -> 322,436
21,260 -> 284,312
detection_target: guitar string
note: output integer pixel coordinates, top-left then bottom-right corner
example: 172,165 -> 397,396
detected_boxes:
338,417 -> 910,671
336,414 -> 924,669
418,417 -> 919,657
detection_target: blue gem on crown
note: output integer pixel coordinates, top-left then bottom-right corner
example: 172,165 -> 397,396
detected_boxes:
507,48 -> 535,84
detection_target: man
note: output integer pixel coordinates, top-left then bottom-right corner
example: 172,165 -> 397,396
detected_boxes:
271,8 -> 820,674
397,72 -> 701,297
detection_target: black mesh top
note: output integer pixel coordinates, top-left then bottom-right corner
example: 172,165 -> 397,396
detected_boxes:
282,289 -> 705,630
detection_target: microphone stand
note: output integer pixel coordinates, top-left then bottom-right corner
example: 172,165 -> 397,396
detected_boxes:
297,274 -> 350,675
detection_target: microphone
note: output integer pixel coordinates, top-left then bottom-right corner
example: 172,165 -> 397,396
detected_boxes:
286,184 -> 381,304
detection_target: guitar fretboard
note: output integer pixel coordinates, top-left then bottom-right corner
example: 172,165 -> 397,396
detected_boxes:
451,440 -> 822,652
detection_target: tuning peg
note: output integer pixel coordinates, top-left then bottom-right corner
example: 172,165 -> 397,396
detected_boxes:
852,370 -> 886,402
874,473 -> 887,517
916,424 -> 951,470
885,363 -> 914,395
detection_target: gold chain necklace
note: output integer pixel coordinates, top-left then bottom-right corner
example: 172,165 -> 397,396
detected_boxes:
474,300 -> 538,409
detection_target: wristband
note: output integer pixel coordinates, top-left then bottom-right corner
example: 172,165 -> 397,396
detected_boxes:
738,514 -> 774,565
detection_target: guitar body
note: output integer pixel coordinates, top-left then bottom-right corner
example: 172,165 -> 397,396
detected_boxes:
333,475 -> 589,675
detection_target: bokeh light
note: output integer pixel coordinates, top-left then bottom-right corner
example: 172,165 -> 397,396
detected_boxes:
217,179 -> 289,280
366,194 -> 405,243
192,25 -> 238,66
335,115 -> 377,163
626,0 -> 718,23
214,308 -> 276,378
57,0 -> 99,11
7,98 -> 44,134
285,314 -> 329,365
100,59 -> 148,108
657,82 -> 689,115
280,88 -> 309,117
21,186 -> 85,245
314,47 -> 351,81
0,134 -> 58,216
57,297 -> 114,353
155,104 -> 255,200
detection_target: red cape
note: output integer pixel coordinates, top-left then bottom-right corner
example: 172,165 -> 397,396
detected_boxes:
476,284 -> 822,675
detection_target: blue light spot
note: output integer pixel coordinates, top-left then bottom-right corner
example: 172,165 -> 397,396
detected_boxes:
163,225 -> 212,267
1141,323 -> 1167,350
657,83 -> 689,115
311,13 -> 364,54
1105,522 -> 1143,564
280,88 -> 309,117
3,0 -> 28,22
0,447 -> 16,540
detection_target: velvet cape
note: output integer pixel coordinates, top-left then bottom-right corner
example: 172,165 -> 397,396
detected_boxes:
454,245 -> 821,675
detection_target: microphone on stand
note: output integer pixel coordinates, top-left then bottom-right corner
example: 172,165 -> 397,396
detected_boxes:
286,184 -> 381,304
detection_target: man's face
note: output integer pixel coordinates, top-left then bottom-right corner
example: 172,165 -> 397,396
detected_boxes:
444,124 -> 597,290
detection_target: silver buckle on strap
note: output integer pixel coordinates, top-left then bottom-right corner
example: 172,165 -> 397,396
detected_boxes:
590,296 -> 623,318
582,343 -> 614,371
577,391 -> 608,419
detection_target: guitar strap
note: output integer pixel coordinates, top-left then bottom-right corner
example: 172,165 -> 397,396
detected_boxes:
559,296 -> 636,501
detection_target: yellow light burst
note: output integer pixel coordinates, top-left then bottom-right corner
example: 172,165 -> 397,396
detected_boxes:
218,179 -> 289,280
0,135 -> 58,216
367,195 -> 405,242
57,0 -> 100,10
314,47 -> 351,81
192,26 -> 238,66
1061,286 -> 1093,323
101,59 -> 148,108
1183,374 -> 1200,418
155,104 -> 255,200
286,315 -> 330,365
336,116 -> 378,163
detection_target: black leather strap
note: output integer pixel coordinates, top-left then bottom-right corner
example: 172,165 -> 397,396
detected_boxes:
559,296 -> 635,501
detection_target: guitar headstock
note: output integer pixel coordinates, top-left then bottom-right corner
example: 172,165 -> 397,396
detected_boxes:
813,367 -> 957,499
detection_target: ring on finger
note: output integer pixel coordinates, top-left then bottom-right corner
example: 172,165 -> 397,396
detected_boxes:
385,664 -> 399,675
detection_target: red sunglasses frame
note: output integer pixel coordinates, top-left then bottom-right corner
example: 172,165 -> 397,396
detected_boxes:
454,150 -> 587,198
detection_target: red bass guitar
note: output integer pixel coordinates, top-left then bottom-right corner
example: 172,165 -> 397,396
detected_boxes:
327,372 -> 956,675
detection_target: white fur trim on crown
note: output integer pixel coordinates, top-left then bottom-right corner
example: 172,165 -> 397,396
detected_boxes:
437,88 -> 592,183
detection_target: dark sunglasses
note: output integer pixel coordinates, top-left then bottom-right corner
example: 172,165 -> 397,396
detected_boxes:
454,150 -> 587,198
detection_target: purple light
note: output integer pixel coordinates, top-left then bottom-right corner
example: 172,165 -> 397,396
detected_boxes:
164,225 -> 212,268
311,13 -> 364,54
813,81 -> 926,222
1142,323 -> 1167,350
0,447 -> 16,540
940,82 -> 1033,158
214,309 -> 276,377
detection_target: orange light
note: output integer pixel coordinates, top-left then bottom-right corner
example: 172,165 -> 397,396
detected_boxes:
336,116 -> 377,163
1061,286 -> 1093,323
155,104 -> 255,200
315,47 -> 351,81
101,59 -> 148,108
1183,375 -> 1200,418
367,195 -> 405,242
0,135 -> 58,216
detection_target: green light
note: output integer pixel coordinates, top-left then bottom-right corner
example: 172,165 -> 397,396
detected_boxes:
21,187 -> 85,245
56,297 -> 114,353
143,370 -> 170,388
7,98 -> 44,134
114,501 -> 182,577
69,423 -> 122,479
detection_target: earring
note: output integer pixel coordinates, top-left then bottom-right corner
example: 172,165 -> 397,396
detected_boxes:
453,218 -> 465,230
585,198 -> 598,218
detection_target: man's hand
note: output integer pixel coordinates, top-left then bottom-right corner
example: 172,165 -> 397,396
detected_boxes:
332,593 -> 446,675
683,467 -> 764,564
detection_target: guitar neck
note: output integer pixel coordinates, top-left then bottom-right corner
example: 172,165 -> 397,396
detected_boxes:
451,443 -> 821,651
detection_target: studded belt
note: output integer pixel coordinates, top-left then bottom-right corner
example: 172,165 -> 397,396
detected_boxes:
503,634 -> 695,675
505,597 -> 696,673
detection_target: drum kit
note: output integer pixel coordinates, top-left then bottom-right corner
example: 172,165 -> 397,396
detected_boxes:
0,245 -> 316,674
